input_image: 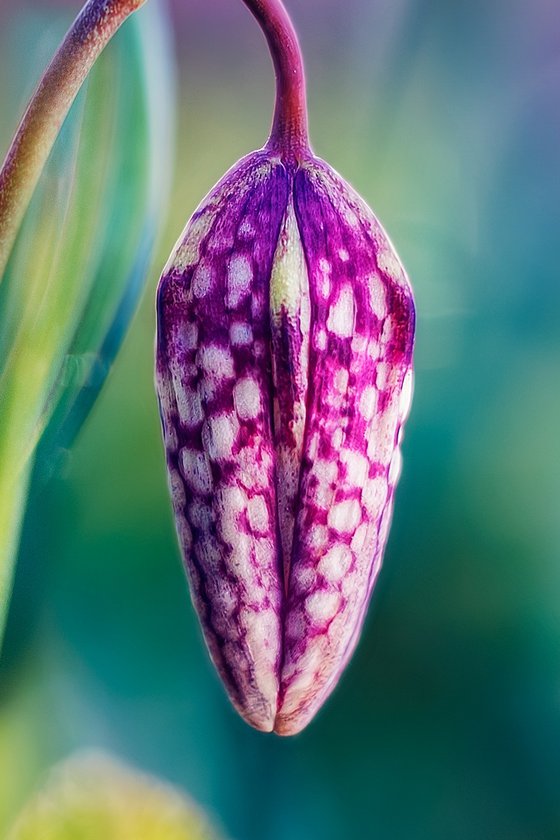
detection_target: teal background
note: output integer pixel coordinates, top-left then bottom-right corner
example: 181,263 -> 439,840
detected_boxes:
1,1 -> 560,837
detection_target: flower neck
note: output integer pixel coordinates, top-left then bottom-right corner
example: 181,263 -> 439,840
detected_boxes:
241,0 -> 310,161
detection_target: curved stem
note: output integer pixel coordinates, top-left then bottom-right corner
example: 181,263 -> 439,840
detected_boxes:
0,0 -> 146,281
241,0 -> 309,159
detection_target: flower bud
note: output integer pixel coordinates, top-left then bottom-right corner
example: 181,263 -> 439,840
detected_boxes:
156,147 -> 414,734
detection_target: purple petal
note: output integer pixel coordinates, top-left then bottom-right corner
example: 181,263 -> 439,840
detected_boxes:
274,159 -> 415,735
156,153 -> 289,731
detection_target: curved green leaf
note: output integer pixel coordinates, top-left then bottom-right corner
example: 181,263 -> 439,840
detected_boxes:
0,0 -> 175,639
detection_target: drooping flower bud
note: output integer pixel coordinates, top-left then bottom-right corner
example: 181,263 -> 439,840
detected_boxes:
155,0 -> 415,735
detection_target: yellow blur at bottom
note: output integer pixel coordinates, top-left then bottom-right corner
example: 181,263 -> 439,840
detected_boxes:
6,752 -> 220,840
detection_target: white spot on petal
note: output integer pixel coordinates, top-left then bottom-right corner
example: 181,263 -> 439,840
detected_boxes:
327,284 -> 355,338
367,274 -> 387,319
307,432 -> 320,461
308,525 -> 329,551
351,334 -> 368,355
238,219 -> 256,240
367,339 -> 381,361
253,537 -> 275,571
174,383 -> 204,427
192,262 -> 213,298
180,447 -> 213,495
376,362 -> 391,390
332,428 -> 344,450
293,564 -> 316,590
377,244 -> 402,278
234,377 -> 261,420
359,386 -> 378,421
328,498 -> 362,533
340,449 -> 369,486
230,322 -> 253,346
342,206 -> 359,228
312,458 -> 338,485
306,590 -> 341,624
334,368 -> 349,394
318,544 -> 352,582
279,643 -> 326,716
188,499 -> 213,531
361,476 -> 387,519
247,495 -> 269,532
314,329 -> 327,351
243,608 -> 280,697
203,412 -> 239,461
195,536 -> 222,571
177,321 -> 198,351
198,344 -> 235,380
350,522 -> 369,554
227,254 -> 253,308
229,533 -> 254,585
216,487 -> 249,544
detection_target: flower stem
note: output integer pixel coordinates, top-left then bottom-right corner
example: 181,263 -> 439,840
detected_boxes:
0,0 -> 147,281
241,0 -> 309,159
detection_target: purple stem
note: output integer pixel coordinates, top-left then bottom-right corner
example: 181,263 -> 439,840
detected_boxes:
241,0 -> 310,160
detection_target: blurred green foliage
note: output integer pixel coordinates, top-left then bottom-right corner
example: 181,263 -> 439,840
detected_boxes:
0,0 -> 174,638
1,1 -> 559,839
6,751 -> 220,839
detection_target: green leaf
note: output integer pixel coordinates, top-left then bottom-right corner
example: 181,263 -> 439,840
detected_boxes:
37,0 -> 175,471
0,0 -> 175,639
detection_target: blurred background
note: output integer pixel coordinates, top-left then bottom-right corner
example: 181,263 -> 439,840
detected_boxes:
1,0 -> 560,837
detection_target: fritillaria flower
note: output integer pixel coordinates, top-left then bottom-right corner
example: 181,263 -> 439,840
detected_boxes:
156,0 -> 415,734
